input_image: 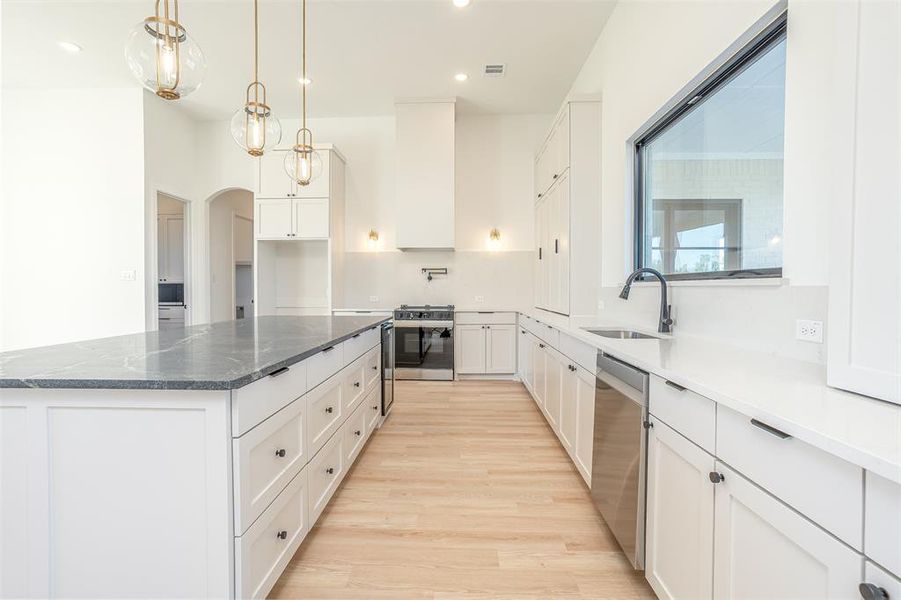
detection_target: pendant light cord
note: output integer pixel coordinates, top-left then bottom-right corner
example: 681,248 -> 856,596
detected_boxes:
301,0 -> 307,132
253,0 -> 259,84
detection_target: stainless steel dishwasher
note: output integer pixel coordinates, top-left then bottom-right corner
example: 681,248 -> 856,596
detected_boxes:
590,351 -> 650,570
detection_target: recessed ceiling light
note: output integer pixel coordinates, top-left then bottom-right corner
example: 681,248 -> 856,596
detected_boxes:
57,41 -> 82,54
453,0 -> 471,7
298,77 -> 312,86
454,73 -> 469,82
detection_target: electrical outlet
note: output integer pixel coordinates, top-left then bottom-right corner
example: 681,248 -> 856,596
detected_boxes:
369,295 -> 379,303
475,295 -> 485,303
597,300 -> 606,310
796,319 -> 824,343
120,270 -> 136,281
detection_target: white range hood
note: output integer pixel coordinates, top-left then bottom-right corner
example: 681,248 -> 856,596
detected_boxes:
394,98 -> 456,251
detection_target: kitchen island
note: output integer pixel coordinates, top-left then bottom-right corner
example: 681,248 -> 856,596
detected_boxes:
0,316 -> 387,599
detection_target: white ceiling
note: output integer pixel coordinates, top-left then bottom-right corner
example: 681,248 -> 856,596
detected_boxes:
2,0 -> 616,120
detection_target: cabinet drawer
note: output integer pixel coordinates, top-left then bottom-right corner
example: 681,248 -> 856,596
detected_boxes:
235,467 -> 309,600
232,361 -> 308,437
343,402 -> 369,466
649,375 -> 716,454
343,326 -> 380,364
364,346 -> 381,391
342,357 -> 367,414
716,404 -> 863,549
307,344 -> 343,390
531,320 -> 560,347
558,331 -> 596,374
455,312 -> 517,325
865,472 -> 901,576
233,396 -> 308,534
305,374 -> 343,457
308,430 -> 345,525
365,386 -> 381,433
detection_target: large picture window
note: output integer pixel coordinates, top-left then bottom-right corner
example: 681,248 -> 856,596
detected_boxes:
634,15 -> 787,280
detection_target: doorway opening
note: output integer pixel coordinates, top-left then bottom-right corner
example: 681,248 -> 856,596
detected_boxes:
209,189 -> 254,322
156,192 -> 190,330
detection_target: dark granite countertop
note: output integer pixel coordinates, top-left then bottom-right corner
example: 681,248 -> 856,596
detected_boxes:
0,316 -> 388,391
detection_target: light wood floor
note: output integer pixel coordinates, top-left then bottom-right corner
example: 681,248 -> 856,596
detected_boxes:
269,380 -> 656,599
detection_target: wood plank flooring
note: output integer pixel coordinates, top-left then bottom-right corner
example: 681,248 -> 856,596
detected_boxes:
269,380 -> 656,599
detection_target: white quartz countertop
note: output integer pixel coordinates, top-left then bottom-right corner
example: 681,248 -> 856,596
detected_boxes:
520,308 -> 901,485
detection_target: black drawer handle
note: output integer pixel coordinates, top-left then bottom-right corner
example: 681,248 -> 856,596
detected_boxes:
750,418 -> 791,440
322,345 -> 335,353
275,448 -> 286,458
664,380 -> 686,391
326,467 -> 334,475
372,365 -> 379,370
372,405 -> 379,410
354,381 -> 361,388
355,430 -> 362,436
269,366 -> 290,378
539,343 -> 546,349
276,530 -> 288,540
325,406 -> 334,414
352,333 -> 361,338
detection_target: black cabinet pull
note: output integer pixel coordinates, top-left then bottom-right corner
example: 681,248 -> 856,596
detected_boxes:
538,248 -> 542,260
275,448 -> 286,458
352,333 -> 361,338
750,418 -> 791,440
555,239 -> 559,254
269,366 -> 290,378
539,343 -> 546,349
372,365 -> 379,370
322,345 -> 335,353
276,530 -> 288,540
553,173 -> 559,179
859,583 -> 889,600
372,405 -> 379,410
325,406 -> 334,414
355,430 -> 362,436
709,472 -> 725,484
664,380 -> 686,391
326,467 -> 334,475
354,381 -> 361,388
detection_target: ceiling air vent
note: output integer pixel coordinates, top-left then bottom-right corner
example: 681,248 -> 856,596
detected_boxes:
483,64 -> 506,77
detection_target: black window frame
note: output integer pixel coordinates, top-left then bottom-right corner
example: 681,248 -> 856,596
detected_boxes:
633,12 -> 788,282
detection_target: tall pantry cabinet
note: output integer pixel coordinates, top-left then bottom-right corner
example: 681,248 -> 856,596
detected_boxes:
533,100 -> 601,317
253,145 -> 346,316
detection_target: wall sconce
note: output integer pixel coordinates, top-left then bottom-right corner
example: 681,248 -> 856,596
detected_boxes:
367,229 -> 379,250
488,228 -> 501,251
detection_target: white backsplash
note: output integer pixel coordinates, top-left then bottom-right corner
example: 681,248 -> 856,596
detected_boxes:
340,250 -> 534,311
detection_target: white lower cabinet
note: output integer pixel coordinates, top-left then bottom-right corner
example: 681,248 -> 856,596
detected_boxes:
517,327 -> 533,391
235,467 -> 309,600
572,364 -> 594,484
544,347 -> 563,431
342,401 -> 368,465
712,462 -> 862,599
646,417 -> 714,600
456,322 -> 516,375
559,359 -> 577,455
532,338 -> 547,409
308,428 -> 345,525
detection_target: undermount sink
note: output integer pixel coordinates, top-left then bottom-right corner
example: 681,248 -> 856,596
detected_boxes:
583,328 -> 659,340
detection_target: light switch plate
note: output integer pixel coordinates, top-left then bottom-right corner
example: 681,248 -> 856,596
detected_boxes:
369,296 -> 379,303
474,295 -> 485,303
120,270 -> 136,281
796,319 -> 824,343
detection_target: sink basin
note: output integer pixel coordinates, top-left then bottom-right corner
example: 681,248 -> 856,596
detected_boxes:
583,328 -> 659,340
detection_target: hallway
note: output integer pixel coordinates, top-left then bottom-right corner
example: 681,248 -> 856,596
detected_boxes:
270,380 -> 655,599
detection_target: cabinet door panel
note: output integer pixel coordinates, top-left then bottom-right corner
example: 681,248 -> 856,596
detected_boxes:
486,325 -> 516,374
256,199 -> 293,239
713,462 -> 862,599
456,325 -> 487,374
258,150 -> 295,199
0,407 -> 27,598
573,365 -> 594,484
294,198 -> 329,239
646,417 -> 714,600
559,361 -> 576,455
555,175 -> 570,314
544,348 -> 562,431
532,340 -> 547,408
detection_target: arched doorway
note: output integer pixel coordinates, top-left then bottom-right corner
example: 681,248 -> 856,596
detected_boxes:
207,188 -> 254,322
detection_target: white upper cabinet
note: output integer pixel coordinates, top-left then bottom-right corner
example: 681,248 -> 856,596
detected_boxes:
827,0 -> 900,403
293,198 -> 329,239
395,100 -> 455,250
257,150 -> 296,199
255,199 -> 294,240
533,100 -> 600,317
157,215 -> 184,283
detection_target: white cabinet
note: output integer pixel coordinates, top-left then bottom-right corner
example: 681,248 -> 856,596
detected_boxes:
157,214 -> 184,283
646,417 -> 715,600
517,327 -> 533,391
532,101 -> 600,317
572,364 -> 594,484
712,462 -> 862,599
456,322 -> 516,375
559,358 -> 577,455
257,150 -> 334,200
544,347 -> 563,431
827,0 -> 900,403
256,198 -> 329,240
0,407 -> 27,598
532,338 -> 547,409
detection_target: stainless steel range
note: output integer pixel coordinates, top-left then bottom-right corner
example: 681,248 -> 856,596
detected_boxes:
393,305 -> 455,381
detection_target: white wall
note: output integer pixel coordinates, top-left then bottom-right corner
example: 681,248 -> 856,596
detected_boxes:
563,0 -> 838,362
0,88 -> 145,351
208,189 -> 253,323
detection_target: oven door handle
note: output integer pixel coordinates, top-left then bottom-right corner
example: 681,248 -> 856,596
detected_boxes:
394,320 -> 454,329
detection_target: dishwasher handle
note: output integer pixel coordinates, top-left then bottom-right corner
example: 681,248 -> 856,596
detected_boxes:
597,352 -> 648,395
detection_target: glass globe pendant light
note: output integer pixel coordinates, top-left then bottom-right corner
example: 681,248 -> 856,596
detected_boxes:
284,0 -> 322,186
125,0 -> 206,100
229,0 -> 281,156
